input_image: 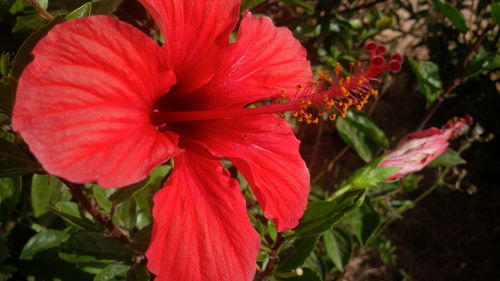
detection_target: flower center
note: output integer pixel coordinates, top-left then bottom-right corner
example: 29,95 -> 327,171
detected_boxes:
151,42 -> 401,126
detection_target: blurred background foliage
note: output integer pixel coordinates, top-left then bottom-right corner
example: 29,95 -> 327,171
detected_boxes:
0,0 -> 499,280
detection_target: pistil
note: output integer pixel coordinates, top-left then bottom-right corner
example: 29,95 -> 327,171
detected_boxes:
151,42 -> 401,126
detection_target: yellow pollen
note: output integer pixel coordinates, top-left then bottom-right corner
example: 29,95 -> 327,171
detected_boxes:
341,87 -> 348,96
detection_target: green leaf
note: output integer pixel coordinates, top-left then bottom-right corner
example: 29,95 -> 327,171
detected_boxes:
109,178 -> 149,205
0,265 -> 16,281
323,228 -> 352,271
0,53 -> 11,77
293,189 -> 366,238
11,16 -> 63,78
54,201 -> 80,217
31,174 -> 71,217
145,164 -> 171,192
368,182 -> 400,198
35,0 -> 48,10
0,0 -> 16,18
375,17 -> 395,29
20,230 -> 70,260
408,58 -> 443,104
126,265 -> 150,281
0,177 -> 21,222
92,185 -> 114,214
59,232 -> 133,264
401,174 -> 423,191
51,202 -> 103,232
349,18 -> 363,29
277,237 -> 318,272
0,236 -> 9,263
340,162 -> 400,192
336,110 -> 389,162
432,0 -> 468,33
0,77 -> 16,113
94,263 -> 130,281
241,0 -> 265,10
91,0 -> 123,15
428,149 -> 466,167
112,197 -> 137,231
129,225 -> 151,252
134,188 -> 152,230
275,268 -> 321,281
492,2 -> 500,24
9,0 -> 28,14
11,10 -> 46,34
0,138 -> 39,177
65,2 -> 92,20
346,200 -> 380,245
463,53 -> 500,79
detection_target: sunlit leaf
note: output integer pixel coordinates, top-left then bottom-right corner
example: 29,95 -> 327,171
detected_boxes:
65,2 -> 92,20
35,0 -> 47,10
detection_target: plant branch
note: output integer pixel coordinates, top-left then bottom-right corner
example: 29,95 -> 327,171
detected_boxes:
417,23 -> 494,131
25,0 -> 54,21
312,145 -> 350,185
62,179 -> 131,244
255,233 -> 286,281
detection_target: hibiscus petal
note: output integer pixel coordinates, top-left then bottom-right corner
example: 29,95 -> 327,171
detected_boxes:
146,152 -> 260,281
138,0 -> 240,91
13,16 -> 179,188
189,11 -> 313,110
180,115 -> 310,231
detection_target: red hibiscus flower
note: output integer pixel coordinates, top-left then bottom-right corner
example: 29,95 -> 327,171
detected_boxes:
380,116 -> 472,180
13,0 -> 313,280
